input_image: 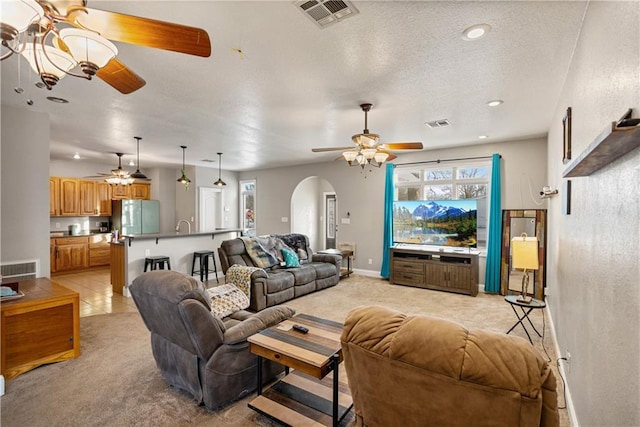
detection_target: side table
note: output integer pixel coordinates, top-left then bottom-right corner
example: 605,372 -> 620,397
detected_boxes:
504,295 -> 546,344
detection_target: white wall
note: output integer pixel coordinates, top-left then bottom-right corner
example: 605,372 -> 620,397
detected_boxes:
194,166 -> 239,231
240,136 -> 548,274
291,176 -> 320,249
1,106 -> 51,276
546,2 -> 639,426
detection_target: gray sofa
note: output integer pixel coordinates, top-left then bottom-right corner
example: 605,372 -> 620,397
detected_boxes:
129,270 -> 295,410
218,233 -> 342,311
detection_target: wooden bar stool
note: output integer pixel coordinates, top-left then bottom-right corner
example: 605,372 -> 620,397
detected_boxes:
191,250 -> 219,283
144,256 -> 171,272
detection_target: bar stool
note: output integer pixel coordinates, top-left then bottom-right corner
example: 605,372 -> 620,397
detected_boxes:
144,256 -> 171,272
191,250 -> 219,283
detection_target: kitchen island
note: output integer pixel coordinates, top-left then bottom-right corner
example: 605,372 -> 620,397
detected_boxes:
111,229 -> 241,296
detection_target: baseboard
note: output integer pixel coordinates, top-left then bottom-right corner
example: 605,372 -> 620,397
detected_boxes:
545,299 -> 579,427
351,268 -> 382,278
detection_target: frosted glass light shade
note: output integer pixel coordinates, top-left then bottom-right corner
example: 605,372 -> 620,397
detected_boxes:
511,234 -> 539,270
1,0 -> 44,34
343,151 -> 358,163
362,148 -> 377,160
373,151 -> 389,164
21,44 -> 77,78
59,28 -> 117,68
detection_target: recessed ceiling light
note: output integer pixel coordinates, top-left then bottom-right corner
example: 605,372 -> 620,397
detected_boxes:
478,135 -> 489,139
128,160 -> 136,166
462,24 -> 491,41
47,96 -> 69,104
487,99 -> 503,107
72,153 -> 81,159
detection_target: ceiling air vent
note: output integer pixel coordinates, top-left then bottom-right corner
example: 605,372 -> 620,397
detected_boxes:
425,119 -> 451,129
294,0 -> 359,29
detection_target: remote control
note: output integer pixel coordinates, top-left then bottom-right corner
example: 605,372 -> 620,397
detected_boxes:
292,324 -> 309,334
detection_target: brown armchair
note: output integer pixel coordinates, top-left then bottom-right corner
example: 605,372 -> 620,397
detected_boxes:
129,270 -> 295,410
341,305 -> 559,427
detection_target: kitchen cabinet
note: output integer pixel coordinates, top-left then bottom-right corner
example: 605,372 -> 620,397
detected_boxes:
89,234 -> 111,267
59,178 -> 80,216
95,182 -> 112,216
79,180 -> 97,216
50,177 -> 60,216
53,237 -> 89,272
130,183 -> 150,200
111,184 -> 129,199
50,240 -> 56,273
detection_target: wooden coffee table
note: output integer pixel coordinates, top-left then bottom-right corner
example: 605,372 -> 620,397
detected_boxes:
1,278 -> 80,380
247,313 -> 353,427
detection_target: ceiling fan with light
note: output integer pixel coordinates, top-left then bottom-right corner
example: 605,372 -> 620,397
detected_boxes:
1,0 -> 211,94
312,103 -> 424,168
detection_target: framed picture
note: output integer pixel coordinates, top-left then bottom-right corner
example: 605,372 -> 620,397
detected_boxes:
563,107 -> 572,164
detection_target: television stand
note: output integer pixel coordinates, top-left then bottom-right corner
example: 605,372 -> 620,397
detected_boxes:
390,245 -> 479,296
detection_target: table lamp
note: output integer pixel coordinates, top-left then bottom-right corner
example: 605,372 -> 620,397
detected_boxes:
511,233 -> 539,303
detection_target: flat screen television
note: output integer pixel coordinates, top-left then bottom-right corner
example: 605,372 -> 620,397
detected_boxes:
393,200 -> 477,247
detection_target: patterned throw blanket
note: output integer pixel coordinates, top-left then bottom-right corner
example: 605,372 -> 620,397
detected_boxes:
225,264 -> 263,296
240,236 -> 291,269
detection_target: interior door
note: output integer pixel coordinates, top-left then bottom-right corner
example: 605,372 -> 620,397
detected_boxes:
199,187 -> 222,232
325,194 -> 336,249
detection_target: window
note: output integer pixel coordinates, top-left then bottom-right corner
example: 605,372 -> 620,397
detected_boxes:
239,180 -> 256,236
394,160 -> 491,248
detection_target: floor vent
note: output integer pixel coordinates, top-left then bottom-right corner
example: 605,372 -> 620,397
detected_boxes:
294,0 -> 359,29
1,260 -> 39,282
425,119 -> 451,129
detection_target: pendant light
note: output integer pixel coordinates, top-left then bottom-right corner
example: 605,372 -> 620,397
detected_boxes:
130,136 -> 148,179
213,152 -> 226,187
177,145 -> 191,189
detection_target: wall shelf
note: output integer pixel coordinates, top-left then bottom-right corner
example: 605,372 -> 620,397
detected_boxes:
564,111 -> 640,177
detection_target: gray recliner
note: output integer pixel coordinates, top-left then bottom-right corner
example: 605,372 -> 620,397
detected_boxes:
129,270 -> 295,410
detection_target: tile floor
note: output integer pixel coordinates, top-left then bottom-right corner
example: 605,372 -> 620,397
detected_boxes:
51,268 -> 139,317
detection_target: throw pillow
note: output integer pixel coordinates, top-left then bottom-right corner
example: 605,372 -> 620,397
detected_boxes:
281,247 -> 300,268
206,283 -> 250,319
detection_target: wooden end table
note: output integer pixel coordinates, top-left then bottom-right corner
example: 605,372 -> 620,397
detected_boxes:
1,278 -> 80,380
247,313 -> 353,427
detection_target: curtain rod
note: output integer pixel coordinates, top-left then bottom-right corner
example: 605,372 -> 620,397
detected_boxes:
394,154 -> 500,167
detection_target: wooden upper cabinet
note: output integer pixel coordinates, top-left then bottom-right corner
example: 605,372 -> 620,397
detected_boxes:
95,182 -> 112,216
59,178 -> 80,216
111,184 -> 130,200
79,180 -> 97,216
50,177 -> 60,216
130,183 -> 150,200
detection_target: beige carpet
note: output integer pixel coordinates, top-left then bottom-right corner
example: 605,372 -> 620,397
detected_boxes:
0,275 -> 569,426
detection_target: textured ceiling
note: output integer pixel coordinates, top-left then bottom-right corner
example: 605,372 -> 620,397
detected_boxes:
0,1 -> 587,172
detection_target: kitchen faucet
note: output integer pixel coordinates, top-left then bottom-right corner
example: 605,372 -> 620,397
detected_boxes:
176,219 -> 191,234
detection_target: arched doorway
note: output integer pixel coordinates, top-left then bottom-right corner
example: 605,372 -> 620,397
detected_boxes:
290,176 -> 336,251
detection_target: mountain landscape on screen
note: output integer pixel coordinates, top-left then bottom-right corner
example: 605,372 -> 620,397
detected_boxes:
393,200 -> 477,247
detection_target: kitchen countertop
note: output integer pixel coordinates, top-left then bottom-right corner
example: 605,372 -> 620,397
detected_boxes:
122,228 -> 242,241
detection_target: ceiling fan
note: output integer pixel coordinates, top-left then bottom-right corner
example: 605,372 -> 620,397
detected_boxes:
1,0 -> 211,94
86,152 -> 149,185
312,103 -> 424,168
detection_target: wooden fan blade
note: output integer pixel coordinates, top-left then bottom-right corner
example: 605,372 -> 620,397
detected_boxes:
385,152 -> 398,161
96,58 -> 146,94
312,146 -> 354,153
74,8 -> 211,57
381,142 -> 424,150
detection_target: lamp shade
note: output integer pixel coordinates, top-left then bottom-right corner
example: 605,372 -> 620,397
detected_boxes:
373,151 -> 389,164
343,151 -> 358,163
20,44 -> 77,79
511,234 -> 539,270
58,28 -> 117,68
1,0 -> 44,35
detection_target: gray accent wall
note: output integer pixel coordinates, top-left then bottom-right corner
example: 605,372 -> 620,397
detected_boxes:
546,2 -> 639,425
1,106 -> 50,277
239,136 -> 548,274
